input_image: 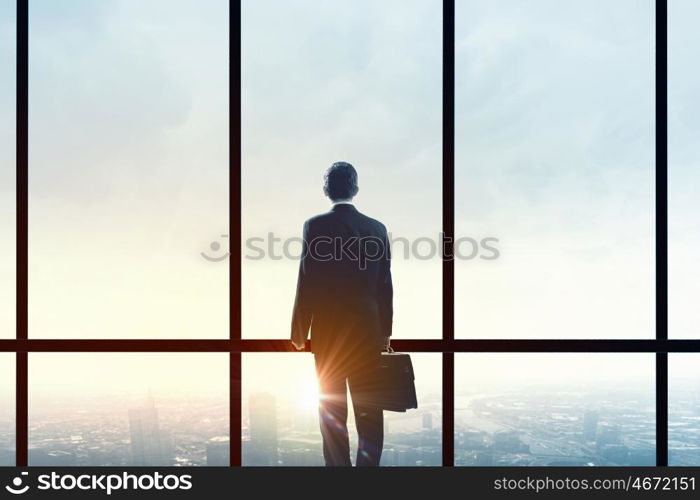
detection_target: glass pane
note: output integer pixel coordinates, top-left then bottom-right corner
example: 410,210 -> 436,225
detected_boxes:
243,353 -> 441,466
29,354 -> 228,466
0,354 -> 14,465
28,0 -> 228,338
669,0 -> 700,338
0,0 -> 15,339
455,0 -> 655,338
242,0 -> 442,339
455,354 -> 655,466
669,354 -> 700,465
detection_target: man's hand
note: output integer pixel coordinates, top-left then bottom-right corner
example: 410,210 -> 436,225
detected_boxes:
382,337 -> 391,352
291,339 -> 306,351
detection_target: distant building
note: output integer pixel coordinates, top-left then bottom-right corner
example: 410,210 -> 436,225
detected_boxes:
246,393 -> 278,465
422,413 -> 433,430
596,423 -> 621,450
460,429 -> 486,449
381,447 -> 398,466
383,447 -> 416,466
600,444 -> 629,464
294,411 -> 315,434
0,448 -> 14,466
160,429 -> 175,464
628,447 -> 655,466
583,410 -> 599,441
474,450 -> 494,466
129,393 -> 166,465
206,436 -> 230,466
29,449 -> 76,466
278,437 -> 323,466
492,430 -> 529,454
395,449 -> 411,466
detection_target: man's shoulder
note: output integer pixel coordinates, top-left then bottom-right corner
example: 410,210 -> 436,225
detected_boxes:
304,209 -> 387,235
303,211 -> 334,227
357,212 -> 387,233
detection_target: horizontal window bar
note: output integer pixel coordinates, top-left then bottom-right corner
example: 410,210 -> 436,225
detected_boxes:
0,339 -> 699,353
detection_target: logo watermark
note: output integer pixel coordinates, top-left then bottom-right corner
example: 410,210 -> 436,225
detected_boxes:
5,472 -> 29,495
4,471 -> 193,496
201,232 -> 500,263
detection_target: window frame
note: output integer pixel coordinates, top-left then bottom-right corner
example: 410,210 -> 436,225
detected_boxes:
2,0 -> 692,467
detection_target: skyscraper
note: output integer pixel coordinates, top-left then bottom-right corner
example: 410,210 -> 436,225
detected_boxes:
206,436 -> 230,466
422,412 -> 433,430
129,393 -> 165,465
247,393 -> 278,465
583,410 -> 599,442
596,423 -> 622,450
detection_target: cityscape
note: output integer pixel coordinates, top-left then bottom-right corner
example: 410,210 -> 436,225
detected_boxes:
0,383 -> 698,466
242,391 -> 442,466
24,394 -> 229,466
455,389 -> 657,466
668,385 -> 700,466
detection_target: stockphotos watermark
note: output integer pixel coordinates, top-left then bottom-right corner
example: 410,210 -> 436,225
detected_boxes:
201,232 -> 500,264
4,470 -> 192,496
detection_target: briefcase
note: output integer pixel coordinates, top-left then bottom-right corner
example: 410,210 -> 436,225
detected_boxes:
378,349 -> 418,412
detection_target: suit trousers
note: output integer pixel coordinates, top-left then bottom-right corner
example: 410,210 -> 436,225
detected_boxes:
314,349 -> 384,466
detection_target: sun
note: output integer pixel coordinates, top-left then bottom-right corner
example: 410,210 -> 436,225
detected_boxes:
298,382 -> 320,412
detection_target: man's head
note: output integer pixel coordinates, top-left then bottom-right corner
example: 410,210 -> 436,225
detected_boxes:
323,161 -> 359,202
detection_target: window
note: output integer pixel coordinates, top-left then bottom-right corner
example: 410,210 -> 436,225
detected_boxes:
455,354 -> 655,466
669,355 -> 700,465
0,0 -> 16,339
669,0 -> 700,339
455,0 -> 655,339
2,0 -> 690,468
28,354 -> 228,466
242,353 -> 441,466
28,0 -> 229,339
0,354 -> 14,465
241,0 -> 442,340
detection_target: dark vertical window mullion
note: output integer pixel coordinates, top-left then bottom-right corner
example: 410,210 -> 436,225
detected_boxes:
442,0 -> 455,467
230,0 -> 242,467
15,0 -> 29,468
655,0 -> 668,467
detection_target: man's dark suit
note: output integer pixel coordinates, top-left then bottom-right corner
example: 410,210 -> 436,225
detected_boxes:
291,203 -> 393,466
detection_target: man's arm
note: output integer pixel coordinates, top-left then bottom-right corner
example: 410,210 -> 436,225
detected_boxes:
291,220 -> 313,350
378,227 -> 393,348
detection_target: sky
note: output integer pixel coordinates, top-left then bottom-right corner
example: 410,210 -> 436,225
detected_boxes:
454,0 -> 656,339
25,0 -> 229,340
0,0 -> 697,405
241,0 -> 442,341
668,0 -> 700,339
27,353 -> 229,406
0,0 -> 16,340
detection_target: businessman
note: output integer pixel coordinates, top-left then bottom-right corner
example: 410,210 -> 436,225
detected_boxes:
290,161 -> 393,466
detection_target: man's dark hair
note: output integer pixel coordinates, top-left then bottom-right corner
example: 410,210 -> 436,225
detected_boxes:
324,161 -> 359,201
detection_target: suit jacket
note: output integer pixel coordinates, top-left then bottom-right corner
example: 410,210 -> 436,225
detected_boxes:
291,204 -> 393,355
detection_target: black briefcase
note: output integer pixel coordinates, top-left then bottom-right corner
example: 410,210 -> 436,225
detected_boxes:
378,349 -> 418,412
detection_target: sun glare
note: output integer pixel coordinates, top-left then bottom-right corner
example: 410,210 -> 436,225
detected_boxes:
297,382 -> 320,412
